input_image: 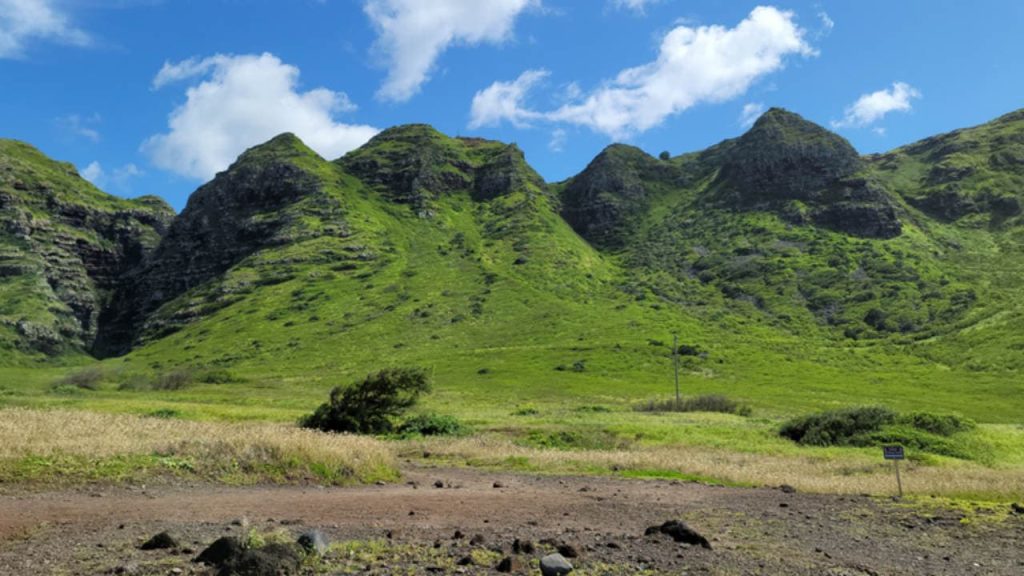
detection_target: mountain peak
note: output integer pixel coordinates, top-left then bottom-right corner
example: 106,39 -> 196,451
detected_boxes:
359,124 -> 445,148
233,132 -> 321,167
718,107 -> 862,204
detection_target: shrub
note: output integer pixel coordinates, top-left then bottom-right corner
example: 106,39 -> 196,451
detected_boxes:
780,407 -> 980,450
636,394 -> 752,416
899,412 -> 976,436
301,368 -> 431,434
397,413 -> 466,437
195,369 -> 242,384
54,367 -> 105,391
152,369 -> 194,391
521,429 -> 632,451
117,374 -> 152,391
659,151 -> 671,161
779,406 -> 896,446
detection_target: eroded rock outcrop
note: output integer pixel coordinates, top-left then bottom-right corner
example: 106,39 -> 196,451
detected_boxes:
0,139 -> 173,356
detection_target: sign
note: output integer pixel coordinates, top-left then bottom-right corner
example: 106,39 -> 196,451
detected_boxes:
883,445 -> 905,460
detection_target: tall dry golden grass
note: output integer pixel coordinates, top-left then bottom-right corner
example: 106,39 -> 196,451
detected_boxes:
414,436 -> 1024,499
0,408 -> 397,485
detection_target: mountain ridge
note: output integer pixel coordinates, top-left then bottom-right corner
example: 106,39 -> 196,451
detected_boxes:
1,108 -> 1022,380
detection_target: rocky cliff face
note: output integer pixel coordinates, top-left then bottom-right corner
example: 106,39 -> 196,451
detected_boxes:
560,144 -> 681,249
712,108 -> 902,239
337,125 -> 474,216
873,109 -> 1024,225
337,126 -> 545,213
0,139 -> 173,356
93,134 -> 347,357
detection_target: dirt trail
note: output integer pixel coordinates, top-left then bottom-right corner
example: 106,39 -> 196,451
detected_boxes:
2,466 -> 1022,575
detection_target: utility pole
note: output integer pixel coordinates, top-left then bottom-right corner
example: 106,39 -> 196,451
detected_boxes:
673,334 -> 680,407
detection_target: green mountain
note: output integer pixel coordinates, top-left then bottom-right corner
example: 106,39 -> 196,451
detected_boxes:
1,109 -> 1022,416
0,139 -> 173,361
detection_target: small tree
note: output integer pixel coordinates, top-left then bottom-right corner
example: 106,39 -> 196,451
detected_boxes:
301,368 -> 431,434
659,151 -> 671,161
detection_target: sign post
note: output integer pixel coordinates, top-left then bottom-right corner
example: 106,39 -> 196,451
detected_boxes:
673,334 -> 680,407
883,445 -> 905,498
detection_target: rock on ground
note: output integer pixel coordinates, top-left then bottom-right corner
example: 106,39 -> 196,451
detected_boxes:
540,553 -> 573,575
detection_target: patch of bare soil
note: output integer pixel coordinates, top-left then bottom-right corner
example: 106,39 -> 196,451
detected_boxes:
1,466 -> 1022,575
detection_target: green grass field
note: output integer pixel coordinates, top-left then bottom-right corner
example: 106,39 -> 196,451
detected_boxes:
2,118 -> 1023,501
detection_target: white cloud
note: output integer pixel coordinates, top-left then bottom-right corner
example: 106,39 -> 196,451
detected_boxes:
81,161 -> 103,184
832,81 -> 921,129
151,56 -> 225,89
143,53 -> 379,181
469,6 -> 813,139
548,128 -> 567,152
739,102 -> 766,128
80,161 -> 143,191
55,113 -> 102,142
611,0 -> 660,14
818,11 -> 834,33
0,0 -> 90,58
552,6 -> 813,138
469,69 -> 548,129
364,0 -> 538,102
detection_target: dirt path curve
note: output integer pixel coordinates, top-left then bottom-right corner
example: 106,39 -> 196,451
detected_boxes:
2,466 -> 1023,575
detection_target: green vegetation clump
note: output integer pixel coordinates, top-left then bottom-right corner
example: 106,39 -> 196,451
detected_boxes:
780,407 -> 982,460
520,428 -> 632,451
901,411 -> 976,436
637,394 -> 752,416
301,368 -> 430,434
53,367 -> 105,391
116,368 -> 193,391
397,413 -> 467,437
779,406 -> 897,446
152,368 -> 193,391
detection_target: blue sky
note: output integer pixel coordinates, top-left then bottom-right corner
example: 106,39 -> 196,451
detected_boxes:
2,0 -> 1022,211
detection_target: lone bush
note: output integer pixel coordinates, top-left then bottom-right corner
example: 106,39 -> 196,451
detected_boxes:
152,368 -> 194,391
54,367 -> 105,391
636,394 -> 751,416
779,406 -> 896,446
301,368 -> 430,434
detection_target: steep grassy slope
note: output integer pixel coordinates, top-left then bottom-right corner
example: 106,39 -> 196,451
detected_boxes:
560,109 -> 1020,356
0,140 -> 173,363
1,111 -> 1022,430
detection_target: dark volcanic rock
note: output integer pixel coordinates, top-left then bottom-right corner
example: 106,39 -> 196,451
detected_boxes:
337,125 -> 473,211
473,144 -> 544,201
811,179 -> 903,238
217,542 -> 302,576
139,531 -> 179,550
556,543 -> 580,558
297,530 -> 329,555
716,108 -> 863,205
496,556 -> 524,572
512,538 -> 535,554
714,108 -> 903,238
561,144 -> 676,249
194,537 -> 245,566
647,520 -> 712,549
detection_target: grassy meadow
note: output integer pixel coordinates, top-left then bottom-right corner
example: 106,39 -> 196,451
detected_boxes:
1,122 -> 1022,501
